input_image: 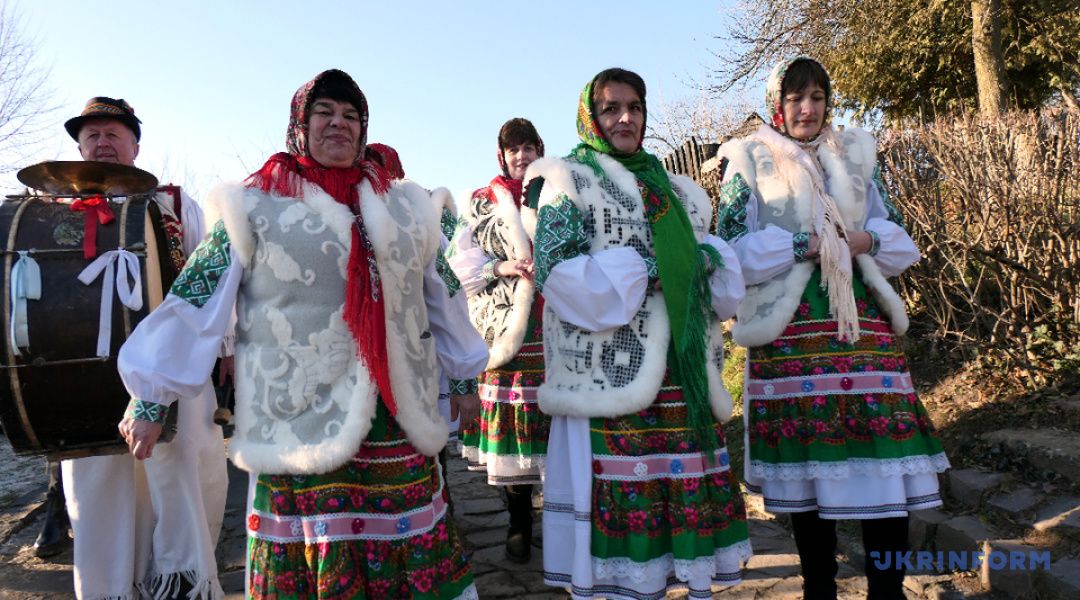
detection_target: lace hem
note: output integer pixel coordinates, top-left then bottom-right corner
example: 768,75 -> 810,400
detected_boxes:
591,539 -> 752,584
749,453 -> 950,481
464,448 -> 545,474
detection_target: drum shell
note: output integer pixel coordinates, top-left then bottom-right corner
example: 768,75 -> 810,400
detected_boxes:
0,195 -> 176,459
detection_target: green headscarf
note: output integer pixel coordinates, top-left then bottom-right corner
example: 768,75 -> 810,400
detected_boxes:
570,74 -> 721,458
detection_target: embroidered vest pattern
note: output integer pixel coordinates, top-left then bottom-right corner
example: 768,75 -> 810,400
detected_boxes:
534,158 -> 731,419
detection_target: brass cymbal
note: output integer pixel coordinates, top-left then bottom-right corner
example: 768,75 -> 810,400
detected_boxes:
16,161 -> 158,196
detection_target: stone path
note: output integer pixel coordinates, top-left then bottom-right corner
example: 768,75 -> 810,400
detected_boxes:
0,434 -> 1002,599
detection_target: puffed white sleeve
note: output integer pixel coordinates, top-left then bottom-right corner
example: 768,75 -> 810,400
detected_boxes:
702,234 -> 746,319
862,168 -> 920,277
118,222 -> 241,409
533,192 -> 649,332
179,191 -> 235,357
446,223 -> 498,297
424,251 -> 489,379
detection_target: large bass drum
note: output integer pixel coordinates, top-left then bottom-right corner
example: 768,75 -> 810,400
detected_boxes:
0,194 -> 179,458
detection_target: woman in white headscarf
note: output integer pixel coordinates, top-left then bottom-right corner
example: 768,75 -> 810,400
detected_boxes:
716,56 -> 949,600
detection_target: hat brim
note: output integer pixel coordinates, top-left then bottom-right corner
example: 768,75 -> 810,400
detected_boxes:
65,114 -> 142,142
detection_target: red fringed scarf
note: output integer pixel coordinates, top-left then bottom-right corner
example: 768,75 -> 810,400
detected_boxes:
246,151 -> 398,414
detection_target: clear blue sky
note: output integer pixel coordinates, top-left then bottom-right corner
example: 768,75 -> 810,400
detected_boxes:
10,1 -> 754,201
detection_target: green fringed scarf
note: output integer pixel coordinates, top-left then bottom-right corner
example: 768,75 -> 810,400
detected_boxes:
571,79 -> 720,458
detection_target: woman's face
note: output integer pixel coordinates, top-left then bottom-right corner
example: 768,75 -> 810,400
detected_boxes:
594,81 -> 644,154
502,142 -> 539,180
307,98 -> 361,168
782,82 -> 827,140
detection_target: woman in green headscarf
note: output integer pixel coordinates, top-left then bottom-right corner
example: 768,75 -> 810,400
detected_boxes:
526,68 -> 751,599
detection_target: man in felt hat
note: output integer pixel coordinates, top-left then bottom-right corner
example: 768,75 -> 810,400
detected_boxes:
56,96 -> 230,600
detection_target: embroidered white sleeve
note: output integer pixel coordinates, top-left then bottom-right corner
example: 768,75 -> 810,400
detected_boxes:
862,185 -> 920,277
446,223 -> 496,297
702,235 -> 746,319
424,257 -> 489,379
732,223 -> 798,285
541,246 -> 647,332
118,250 -> 243,407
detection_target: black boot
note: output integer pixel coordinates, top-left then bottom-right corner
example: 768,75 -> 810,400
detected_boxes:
862,517 -> 909,600
791,511 -> 839,600
504,484 -> 533,563
33,462 -> 71,559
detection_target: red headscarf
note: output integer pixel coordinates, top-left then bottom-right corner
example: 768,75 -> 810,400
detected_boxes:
366,143 -> 405,180
245,69 -> 399,415
492,119 -> 545,205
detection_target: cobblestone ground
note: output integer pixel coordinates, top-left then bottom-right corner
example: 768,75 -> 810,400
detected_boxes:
0,435 -> 982,599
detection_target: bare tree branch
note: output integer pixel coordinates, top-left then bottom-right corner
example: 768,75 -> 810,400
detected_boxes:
0,2 -> 57,174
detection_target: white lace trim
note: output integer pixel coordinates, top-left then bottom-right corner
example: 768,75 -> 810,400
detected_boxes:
591,539 -> 753,584
749,453 -> 950,481
465,448 -> 545,475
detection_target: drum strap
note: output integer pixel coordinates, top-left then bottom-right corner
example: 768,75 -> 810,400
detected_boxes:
8,251 -> 41,355
77,249 -> 143,357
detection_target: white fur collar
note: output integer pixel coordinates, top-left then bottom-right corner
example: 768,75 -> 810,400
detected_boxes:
488,184 -> 533,260
430,186 -> 455,218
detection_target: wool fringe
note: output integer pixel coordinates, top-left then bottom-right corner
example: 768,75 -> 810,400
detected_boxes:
678,244 -> 721,464
757,126 -> 860,342
139,570 -> 223,600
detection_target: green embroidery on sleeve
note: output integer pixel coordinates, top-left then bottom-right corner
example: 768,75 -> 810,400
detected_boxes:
170,220 -> 233,308
449,378 -> 478,395
715,173 -> 752,241
533,194 -> 590,291
125,398 -> 170,425
642,255 -> 659,286
793,231 -> 811,262
440,208 -> 458,241
435,252 -> 462,297
872,164 -> 906,229
867,230 -> 882,257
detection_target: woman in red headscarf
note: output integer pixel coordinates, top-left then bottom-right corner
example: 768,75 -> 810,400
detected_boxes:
117,69 -> 488,599
445,117 -> 551,562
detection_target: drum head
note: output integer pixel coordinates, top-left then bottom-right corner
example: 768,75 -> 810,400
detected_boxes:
17,161 -> 158,196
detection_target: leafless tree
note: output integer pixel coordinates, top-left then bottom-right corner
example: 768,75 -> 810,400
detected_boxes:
0,2 -> 55,174
645,92 -> 753,155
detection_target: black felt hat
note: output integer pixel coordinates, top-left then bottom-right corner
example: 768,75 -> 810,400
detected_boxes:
64,97 -> 142,141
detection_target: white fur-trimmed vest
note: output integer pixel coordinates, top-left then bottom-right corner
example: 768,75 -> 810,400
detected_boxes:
458,184 -> 535,369
718,126 -> 909,348
205,179 -> 446,475
523,154 -> 732,421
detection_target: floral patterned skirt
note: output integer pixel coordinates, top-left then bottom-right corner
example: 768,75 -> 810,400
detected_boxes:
744,269 -> 949,519
460,337 -> 551,486
246,403 -> 476,599
542,382 -> 752,600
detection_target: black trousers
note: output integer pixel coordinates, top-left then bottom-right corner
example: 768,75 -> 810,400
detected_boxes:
505,484 -> 534,535
790,511 -> 909,600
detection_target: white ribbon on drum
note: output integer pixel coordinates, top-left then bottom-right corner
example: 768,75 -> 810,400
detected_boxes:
9,251 -> 42,356
78,248 -> 143,358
